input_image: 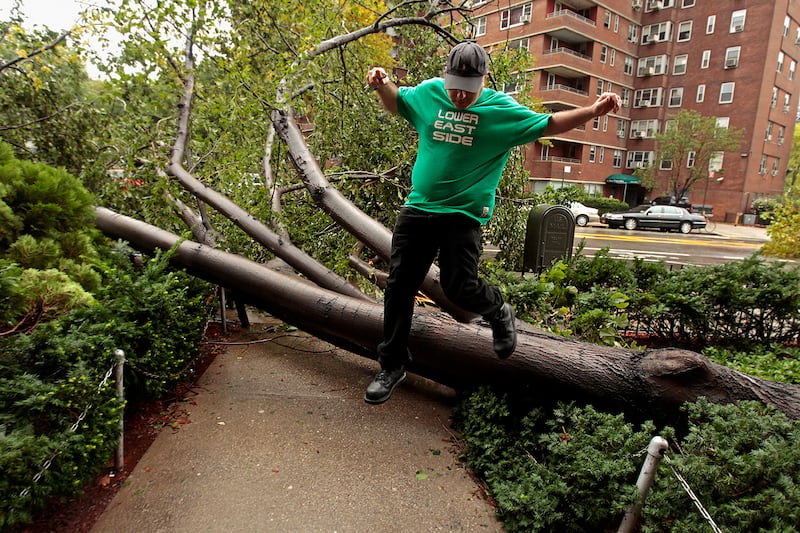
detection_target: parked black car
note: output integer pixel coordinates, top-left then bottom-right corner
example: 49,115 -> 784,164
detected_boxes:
601,205 -> 707,233
651,195 -> 692,211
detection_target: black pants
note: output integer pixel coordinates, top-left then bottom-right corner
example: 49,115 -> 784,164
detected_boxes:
377,207 -> 503,370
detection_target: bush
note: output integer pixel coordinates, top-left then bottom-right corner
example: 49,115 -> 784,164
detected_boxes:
0,248 -> 213,528
455,391 -> 800,532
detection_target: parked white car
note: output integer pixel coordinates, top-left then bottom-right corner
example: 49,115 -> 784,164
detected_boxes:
569,202 -> 600,227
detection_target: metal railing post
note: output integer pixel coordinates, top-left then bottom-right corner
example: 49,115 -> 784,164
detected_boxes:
114,349 -> 125,471
618,436 -> 669,533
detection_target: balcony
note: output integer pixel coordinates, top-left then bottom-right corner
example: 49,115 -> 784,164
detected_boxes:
540,84 -> 589,108
538,47 -> 592,78
542,9 -> 596,44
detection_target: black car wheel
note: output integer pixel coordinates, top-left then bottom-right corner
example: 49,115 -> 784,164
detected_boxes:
679,221 -> 692,234
624,218 -> 638,230
575,214 -> 589,227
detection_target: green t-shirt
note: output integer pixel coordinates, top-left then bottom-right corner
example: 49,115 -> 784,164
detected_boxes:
397,78 -> 551,224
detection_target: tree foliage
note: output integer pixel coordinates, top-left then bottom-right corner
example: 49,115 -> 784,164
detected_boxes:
636,109 -> 743,201
763,126 -> 800,258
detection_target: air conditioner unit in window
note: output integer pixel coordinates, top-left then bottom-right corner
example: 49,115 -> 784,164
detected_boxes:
646,67 -> 656,75
725,59 -> 738,69
632,0 -> 642,10
520,14 -> 531,23
639,101 -> 650,107
618,131 -> 626,138
733,24 -> 744,32
637,131 -> 647,138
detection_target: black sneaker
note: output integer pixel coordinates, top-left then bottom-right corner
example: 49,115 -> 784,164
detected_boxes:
490,303 -> 517,359
364,367 -> 407,404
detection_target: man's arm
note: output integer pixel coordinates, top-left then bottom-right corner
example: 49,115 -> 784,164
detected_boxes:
543,92 -> 621,136
366,67 -> 399,115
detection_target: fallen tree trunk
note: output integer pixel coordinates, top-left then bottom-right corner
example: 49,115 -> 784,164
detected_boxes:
95,207 -> 800,419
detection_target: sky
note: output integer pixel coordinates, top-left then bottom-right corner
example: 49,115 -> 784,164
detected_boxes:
0,0 -> 87,32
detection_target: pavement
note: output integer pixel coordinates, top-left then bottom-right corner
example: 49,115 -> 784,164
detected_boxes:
89,222 -> 768,533
91,315 -> 503,533
701,221 -> 770,242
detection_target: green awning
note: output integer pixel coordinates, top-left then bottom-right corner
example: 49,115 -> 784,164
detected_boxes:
606,174 -> 641,185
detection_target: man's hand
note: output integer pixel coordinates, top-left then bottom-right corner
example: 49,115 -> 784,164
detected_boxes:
365,66 -> 399,115
594,92 -> 622,116
366,67 -> 389,89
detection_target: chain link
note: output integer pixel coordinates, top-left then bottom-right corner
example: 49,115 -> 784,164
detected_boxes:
16,360 -> 119,500
664,454 -> 724,533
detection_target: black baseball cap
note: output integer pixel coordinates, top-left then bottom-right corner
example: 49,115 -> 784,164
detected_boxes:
445,41 -> 488,93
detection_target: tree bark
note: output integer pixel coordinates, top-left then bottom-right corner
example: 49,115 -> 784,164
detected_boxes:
95,207 -> 800,419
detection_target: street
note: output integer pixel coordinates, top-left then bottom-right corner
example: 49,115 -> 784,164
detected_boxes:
573,225 -> 763,267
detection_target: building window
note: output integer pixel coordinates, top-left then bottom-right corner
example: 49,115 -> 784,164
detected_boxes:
624,56 -> 634,76
600,45 -> 608,63
631,119 -> 659,138
730,10 -> 746,33
778,125 -> 786,145
626,151 -> 654,169
724,47 -> 740,69
500,4 -> 532,30
759,155 -> 767,174
613,150 -> 623,168
673,54 -> 688,75
638,55 -> 669,76
643,21 -> 673,44
772,87 -> 778,108
604,11 -> 611,29
603,115 -> 609,132
719,82 -> 735,103
772,159 -> 780,177
610,49 -> 616,67
474,16 -> 487,37
593,117 -> 600,130
784,94 -> 791,113
785,15 -> 791,38
502,73 -> 524,94
701,50 -> 710,69
660,158 -> 673,170
696,84 -> 705,102
682,0 -> 695,7
716,117 -> 730,128
589,145 -> 597,163
508,38 -> 529,51
614,15 -> 620,33
778,51 -> 785,73
687,151 -> 696,168
766,121 -> 774,141
706,15 -> 715,34
677,21 -> 692,41
790,60 -> 796,81
617,119 -> 627,138
621,87 -> 631,107
597,79 -> 605,96
599,147 -> 605,164
669,87 -> 683,107
635,87 -> 664,107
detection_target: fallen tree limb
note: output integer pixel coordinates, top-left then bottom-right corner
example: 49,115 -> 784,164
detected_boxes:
95,206 -> 800,419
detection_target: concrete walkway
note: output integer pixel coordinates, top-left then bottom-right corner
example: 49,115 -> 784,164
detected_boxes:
91,316 -> 502,533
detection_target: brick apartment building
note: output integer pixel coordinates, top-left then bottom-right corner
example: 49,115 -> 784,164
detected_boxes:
466,0 -> 799,221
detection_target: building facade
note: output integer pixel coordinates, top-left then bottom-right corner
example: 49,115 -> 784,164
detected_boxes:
468,0 -> 799,221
